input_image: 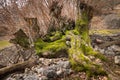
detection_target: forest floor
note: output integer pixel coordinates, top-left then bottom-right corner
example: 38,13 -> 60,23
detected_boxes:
0,29 -> 120,80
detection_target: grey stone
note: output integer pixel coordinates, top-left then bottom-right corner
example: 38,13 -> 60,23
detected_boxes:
44,70 -> 57,78
57,61 -> 71,69
94,45 -> 99,51
57,69 -> 72,77
98,48 -> 105,54
66,41 -> 71,46
114,56 -> 120,64
105,47 -> 115,55
47,65 -> 57,71
104,14 -> 120,29
111,45 -> 120,52
39,76 -> 48,80
56,69 -> 63,76
24,75 -> 39,80
105,50 -> 115,55
37,68 -> 45,74
64,69 -> 72,75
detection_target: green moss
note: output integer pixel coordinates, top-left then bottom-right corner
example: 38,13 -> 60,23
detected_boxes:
13,37 -> 30,48
0,40 -> 12,50
35,36 -> 67,56
10,29 -> 30,48
70,56 -> 107,76
50,31 -> 62,41
90,29 -> 120,35
42,31 -> 63,42
94,53 -> 107,61
65,11 -> 107,77
75,14 -> 90,45
43,39 -> 67,52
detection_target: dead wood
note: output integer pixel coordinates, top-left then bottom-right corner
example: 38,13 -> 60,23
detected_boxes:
0,59 -> 37,76
98,40 -> 120,49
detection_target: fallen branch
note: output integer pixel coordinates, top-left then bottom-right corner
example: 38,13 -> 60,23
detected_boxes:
0,59 -> 37,76
98,40 -> 120,49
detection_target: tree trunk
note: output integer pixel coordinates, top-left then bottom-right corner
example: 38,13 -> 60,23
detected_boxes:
68,1 -> 106,77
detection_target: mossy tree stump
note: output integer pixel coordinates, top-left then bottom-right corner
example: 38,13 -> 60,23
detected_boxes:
35,1 -> 107,78
67,1 -> 107,77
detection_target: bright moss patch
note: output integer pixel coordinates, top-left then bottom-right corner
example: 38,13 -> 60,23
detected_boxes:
0,40 -> 12,50
50,31 -> 63,41
90,29 -> 120,35
35,36 -> 67,56
42,31 -> 63,42
67,31 -> 107,76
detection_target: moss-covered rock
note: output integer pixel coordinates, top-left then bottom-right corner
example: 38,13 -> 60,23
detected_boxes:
10,29 -> 30,48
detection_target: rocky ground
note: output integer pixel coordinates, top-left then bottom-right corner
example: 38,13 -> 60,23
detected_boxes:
91,33 -> 120,80
0,32 -> 120,80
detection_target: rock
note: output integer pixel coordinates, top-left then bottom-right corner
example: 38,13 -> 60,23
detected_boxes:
104,45 -> 120,55
47,65 -> 57,71
25,68 -> 31,74
56,69 -> 63,76
105,47 -> 115,55
0,45 -> 19,66
98,48 -> 105,54
5,74 -> 24,80
114,56 -> 120,64
94,45 -> 99,51
6,78 -> 15,80
44,69 -> 57,78
24,75 -> 39,80
43,65 -> 57,78
37,66 -> 57,79
56,69 -> 72,77
66,41 -> 71,46
37,68 -> 45,74
16,75 -> 24,80
3,58 -> 71,80
111,45 -> 120,52
39,76 -> 48,80
57,61 -> 71,69
42,51 -> 53,57
63,69 -> 72,75
104,14 -> 120,29
95,39 -> 103,44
